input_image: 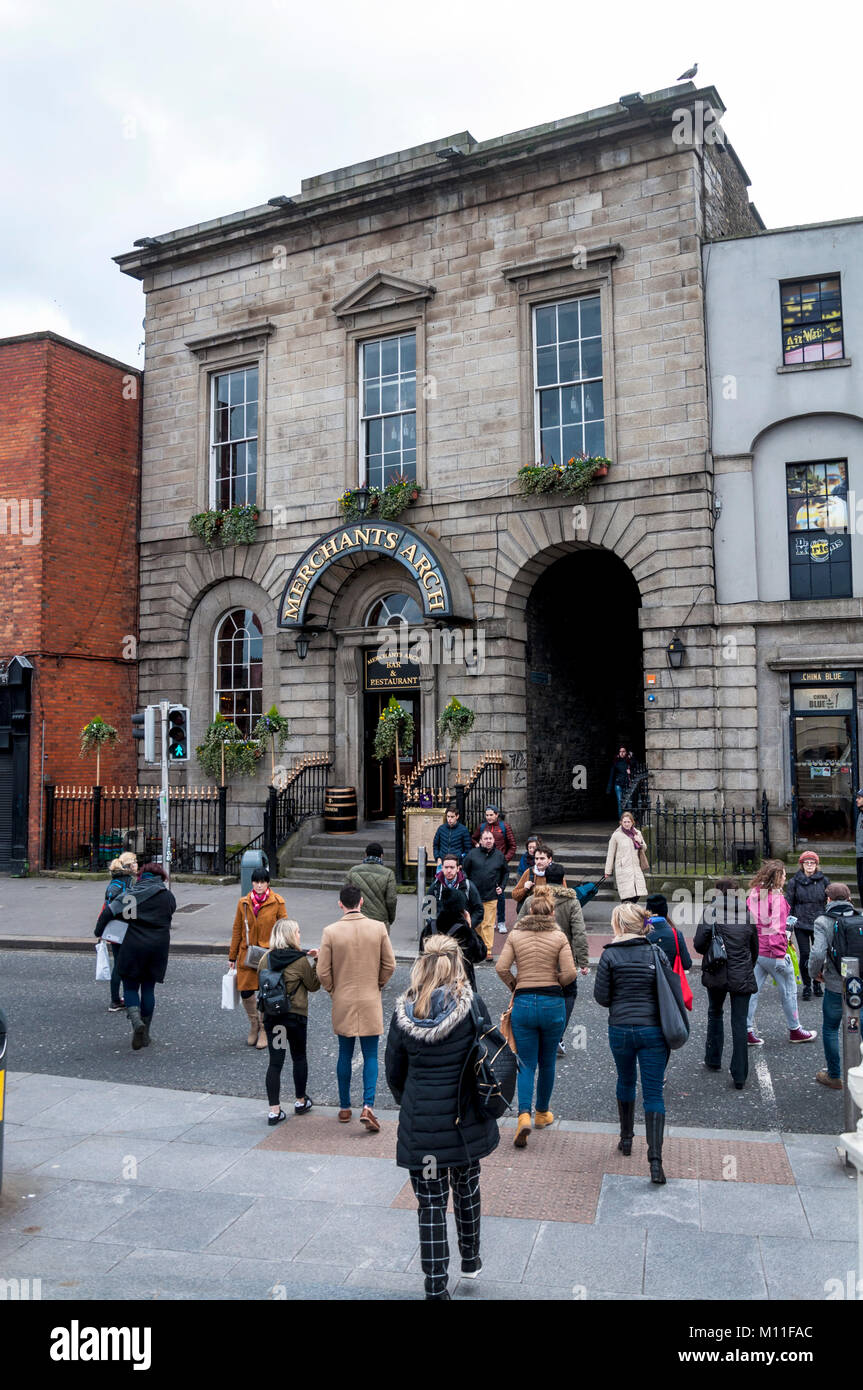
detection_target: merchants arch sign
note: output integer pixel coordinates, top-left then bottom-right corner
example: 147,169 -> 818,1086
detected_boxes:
277,522 -> 472,627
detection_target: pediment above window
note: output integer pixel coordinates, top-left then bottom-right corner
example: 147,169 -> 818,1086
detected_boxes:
185,320 -> 276,356
333,272 -> 435,320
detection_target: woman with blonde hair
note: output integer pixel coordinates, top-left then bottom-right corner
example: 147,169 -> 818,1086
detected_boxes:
258,917 -> 320,1126
385,934 -> 500,1300
96,852 -> 139,1012
594,902 -> 681,1184
496,892 -> 577,1147
604,812 -> 648,903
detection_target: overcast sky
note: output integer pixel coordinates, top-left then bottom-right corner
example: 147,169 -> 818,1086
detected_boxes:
2,0 -> 861,367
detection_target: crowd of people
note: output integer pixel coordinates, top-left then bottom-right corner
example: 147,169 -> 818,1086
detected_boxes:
90,789 -> 863,1301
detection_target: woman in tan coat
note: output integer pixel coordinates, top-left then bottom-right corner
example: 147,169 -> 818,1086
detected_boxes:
228,868 -> 288,1048
605,812 -> 648,903
496,895 -> 577,1147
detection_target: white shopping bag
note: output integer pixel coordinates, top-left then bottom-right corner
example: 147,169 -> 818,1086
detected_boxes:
95,939 -> 112,982
221,967 -> 238,1010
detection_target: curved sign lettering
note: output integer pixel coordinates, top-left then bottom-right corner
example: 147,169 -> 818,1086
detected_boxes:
278,523 -> 454,627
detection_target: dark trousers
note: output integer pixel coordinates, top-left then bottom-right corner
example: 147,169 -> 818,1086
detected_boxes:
109,945 -> 124,1006
264,1014 -> 308,1106
122,979 -> 155,1021
409,1160 -> 481,1297
857,857 -> 863,911
794,928 -> 813,988
563,977 -> 578,1030
705,987 -> 750,1085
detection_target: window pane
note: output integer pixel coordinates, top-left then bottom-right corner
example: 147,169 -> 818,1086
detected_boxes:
584,381 -> 604,422
214,406 -> 229,443
216,374 -> 231,405
363,341 -> 380,381
381,381 -> 399,414
562,424 -> 582,462
535,305 -> 556,347
558,341 -> 580,384
563,386 -> 583,423
786,464 -> 807,494
584,420 -> 605,456
246,367 -> 258,400
367,418 -> 382,454
824,336 -> 844,359
245,401 -> 258,436
400,377 -> 416,411
384,418 -> 401,452
380,338 -> 399,376
540,428 -> 559,465
367,455 -> 384,488
581,337 -> 602,379
781,287 -> 801,327
364,383 -> 380,417
229,404 -> 245,440
229,372 -> 245,405
540,389 -> 560,429
536,345 -> 557,386
580,296 -> 601,338
402,413 -> 416,447
557,301 -> 579,344
400,334 -> 416,372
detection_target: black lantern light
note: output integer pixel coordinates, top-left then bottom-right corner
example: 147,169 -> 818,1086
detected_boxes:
666,635 -> 686,669
354,485 -> 370,518
295,628 -> 321,661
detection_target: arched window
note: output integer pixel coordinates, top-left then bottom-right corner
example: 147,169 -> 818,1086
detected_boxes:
214,609 -> 263,736
365,592 -> 423,627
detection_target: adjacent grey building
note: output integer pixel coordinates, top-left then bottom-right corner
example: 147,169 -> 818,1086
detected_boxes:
705,216 -> 863,849
115,82 -> 763,844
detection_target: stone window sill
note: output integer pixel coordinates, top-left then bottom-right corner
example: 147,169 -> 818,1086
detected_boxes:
777,357 -> 851,375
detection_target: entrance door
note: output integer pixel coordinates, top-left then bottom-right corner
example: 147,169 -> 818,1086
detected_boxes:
363,692 -> 420,818
792,675 -> 857,842
0,750 -> 12,870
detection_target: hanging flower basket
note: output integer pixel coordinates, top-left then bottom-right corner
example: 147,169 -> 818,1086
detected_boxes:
517,455 -> 612,498
339,477 -> 422,523
190,504 -> 260,550
373,696 -> 415,782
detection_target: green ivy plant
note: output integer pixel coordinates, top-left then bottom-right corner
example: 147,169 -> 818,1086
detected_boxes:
517,455 -> 612,498
339,477 -> 422,523
190,504 -> 260,550
252,705 -> 292,785
196,713 -> 264,784
79,717 -> 119,786
373,696 -> 415,783
437,696 -> 475,782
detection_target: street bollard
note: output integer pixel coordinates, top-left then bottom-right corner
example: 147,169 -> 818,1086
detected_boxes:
842,956 -> 862,1141
240,849 -> 269,898
0,1005 -> 7,1195
417,846 -> 436,956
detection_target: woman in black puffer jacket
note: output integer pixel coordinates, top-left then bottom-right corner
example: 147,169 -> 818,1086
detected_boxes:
594,902 -> 682,1185
385,934 -> 499,1301
785,852 -> 830,1000
693,878 -> 759,1090
95,862 -> 176,1051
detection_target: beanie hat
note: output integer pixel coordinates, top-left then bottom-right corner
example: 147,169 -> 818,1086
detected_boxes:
645,893 -> 668,917
798,851 -> 820,866
545,862 -> 566,885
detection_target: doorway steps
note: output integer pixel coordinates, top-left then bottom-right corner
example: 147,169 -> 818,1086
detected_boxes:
279,823 -> 398,892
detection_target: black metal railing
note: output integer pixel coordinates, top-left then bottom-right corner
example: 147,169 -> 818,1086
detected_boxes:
43,784 -> 227,874
461,749 -> 505,837
621,760 -> 650,813
223,753 -> 332,876
633,793 -> 770,877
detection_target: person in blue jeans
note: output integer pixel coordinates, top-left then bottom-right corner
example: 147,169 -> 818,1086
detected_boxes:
810,882 -> 862,1090
495,894 -> 577,1147
594,902 -> 680,1184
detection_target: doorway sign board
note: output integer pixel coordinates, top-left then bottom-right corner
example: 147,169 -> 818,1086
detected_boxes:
405,807 -> 446,865
364,651 -> 420,691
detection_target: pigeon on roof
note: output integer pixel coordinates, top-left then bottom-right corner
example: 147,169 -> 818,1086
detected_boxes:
677,62 -> 698,80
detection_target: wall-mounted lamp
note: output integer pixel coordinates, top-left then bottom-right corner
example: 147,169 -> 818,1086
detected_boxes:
666,635 -> 686,669
295,629 -> 322,661
354,485 -> 370,518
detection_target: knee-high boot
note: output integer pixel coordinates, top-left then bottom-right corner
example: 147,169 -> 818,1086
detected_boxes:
617,1099 -> 635,1156
645,1111 -> 666,1185
126,1006 -> 147,1052
241,994 -> 260,1046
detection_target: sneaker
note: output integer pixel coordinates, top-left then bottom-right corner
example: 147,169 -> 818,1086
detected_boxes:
497,924 -> 508,934
557,1039 -> 566,1056
294,1097 -> 313,1114
802,986 -> 812,1001
461,1256 -> 482,1279
267,1109 -> 287,1126
108,1001 -> 125,1013
789,1027 -> 817,1043
815,1069 -> 843,1090
360,1105 -> 381,1133
747,1031 -> 764,1047
813,982 -> 824,997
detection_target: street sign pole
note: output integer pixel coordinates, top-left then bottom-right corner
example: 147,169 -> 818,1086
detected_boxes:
159,700 -> 170,887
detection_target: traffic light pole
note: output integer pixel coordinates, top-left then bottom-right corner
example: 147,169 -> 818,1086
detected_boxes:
159,700 -> 170,887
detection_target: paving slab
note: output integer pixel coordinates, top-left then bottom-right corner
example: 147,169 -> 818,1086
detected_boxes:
207,1147 -> 332,1195
31,1135 -> 167,1184
95,1189 -> 257,1252
796,1183 -> 860,1240
295,1204 -> 419,1271
205,1196 -> 339,1261
107,1247 -> 241,1283
1,1179 -> 156,1241
299,1154 -> 410,1207
0,1124 -> 83,1173
224,1256 -> 353,1291
405,1212 -> 542,1283
523,1221 -> 647,1293
0,1235 -> 132,1276
644,1228 -> 767,1300
594,1174 -> 701,1228
134,1142 -> 244,1192
783,1138 -> 856,1189
758,1235 -> 859,1300
699,1178 -> 807,1236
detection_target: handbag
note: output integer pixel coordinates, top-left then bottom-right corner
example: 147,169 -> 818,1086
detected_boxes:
221,967 -> 238,1011
670,927 -> 694,1011
703,917 -> 728,973
499,997 -> 516,1054
101,916 -> 129,946
637,839 -> 650,874
649,942 -> 690,1049
243,906 -> 267,970
95,939 -> 112,982
460,996 -> 519,1120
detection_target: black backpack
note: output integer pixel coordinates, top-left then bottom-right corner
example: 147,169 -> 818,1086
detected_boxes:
828,909 -> 863,973
459,996 -> 518,1122
257,953 -> 301,1018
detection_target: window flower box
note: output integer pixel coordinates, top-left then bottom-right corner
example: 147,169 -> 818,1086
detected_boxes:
189,504 -> 260,550
339,477 -> 422,522
517,455 -> 612,497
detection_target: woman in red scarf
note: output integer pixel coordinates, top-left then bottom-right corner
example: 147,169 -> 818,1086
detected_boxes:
605,812 -> 648,903
228,868 -> 288,1048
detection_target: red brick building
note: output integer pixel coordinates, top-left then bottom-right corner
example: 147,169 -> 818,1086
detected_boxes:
0,332 -> 141,871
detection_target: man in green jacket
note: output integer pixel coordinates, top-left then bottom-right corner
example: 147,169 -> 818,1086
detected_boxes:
346,843 -> 398,935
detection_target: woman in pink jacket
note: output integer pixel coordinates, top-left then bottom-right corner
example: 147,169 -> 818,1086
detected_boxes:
746,861 -> 816,1047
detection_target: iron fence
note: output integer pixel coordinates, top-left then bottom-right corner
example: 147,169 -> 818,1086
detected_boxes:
222,753 -> 333,876
634,793 -> 770,877
43,784 -> 227,874
461,750 -> 506,837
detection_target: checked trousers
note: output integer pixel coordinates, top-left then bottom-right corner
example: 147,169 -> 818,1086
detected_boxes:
409,1160 -> 481,1296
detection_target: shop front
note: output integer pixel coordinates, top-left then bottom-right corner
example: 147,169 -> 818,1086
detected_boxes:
791,669 -> 858,843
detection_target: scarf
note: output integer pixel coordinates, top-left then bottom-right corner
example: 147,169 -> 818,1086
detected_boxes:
621,824 -> 640,846
250,886 -> 270,916
435,867 -> 466,890
363,855 -> 383,865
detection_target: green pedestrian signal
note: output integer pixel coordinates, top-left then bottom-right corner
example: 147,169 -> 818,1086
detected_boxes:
167,705 -> 190,763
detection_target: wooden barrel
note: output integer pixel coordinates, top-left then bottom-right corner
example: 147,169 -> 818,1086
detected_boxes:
324,786 -> 357,834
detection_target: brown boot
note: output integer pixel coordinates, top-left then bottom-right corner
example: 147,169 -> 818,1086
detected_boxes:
256,1012 -> 268,1049
241,995 -> 260,1046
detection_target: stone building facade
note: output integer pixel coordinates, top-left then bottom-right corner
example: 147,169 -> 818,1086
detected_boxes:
115,83 -> 762,843
705,217 -> 863,850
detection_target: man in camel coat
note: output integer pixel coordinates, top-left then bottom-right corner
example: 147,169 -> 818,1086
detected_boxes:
317,883 -> 396,1132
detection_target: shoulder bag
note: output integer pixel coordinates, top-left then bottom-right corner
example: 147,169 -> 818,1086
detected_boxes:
670,927 -> 694,1010
460,995 -> 518,1120
243,905 -> 267,970
703,916 -> 728,973
649,942 -> 690,1049
637,836 -> 650,874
